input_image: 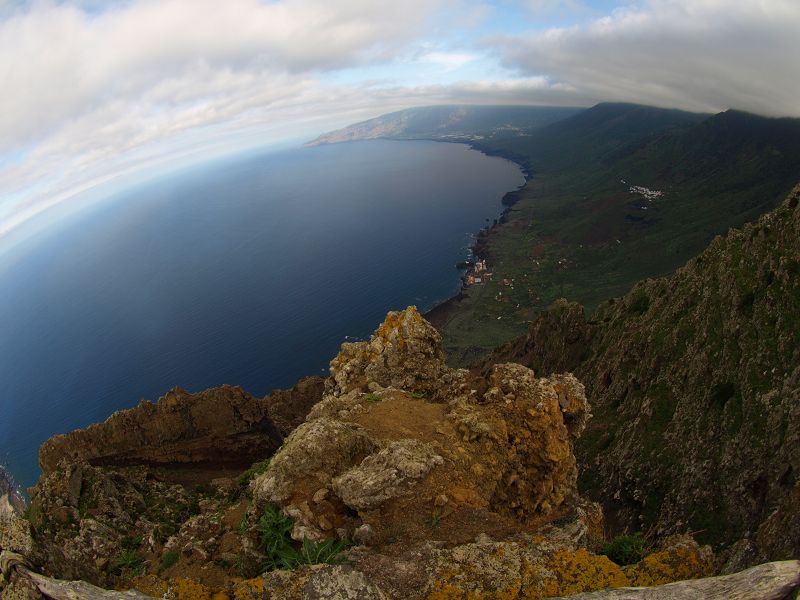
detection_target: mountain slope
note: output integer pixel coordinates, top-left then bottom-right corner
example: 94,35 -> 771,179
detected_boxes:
483,102 -> 709,171
427,105 -> 800,364
483,184 -> 800,568
308,104 -> 582,146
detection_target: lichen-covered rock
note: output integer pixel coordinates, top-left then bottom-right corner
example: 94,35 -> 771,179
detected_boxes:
329,306 -> 448,397
424,535 -> 714,599
16,307 -> 728,599
623,535 -> 714,586
252,307 -> 591,543
264,565 -> 387,599
333,440 -> 444,511
39,385 -> 283,475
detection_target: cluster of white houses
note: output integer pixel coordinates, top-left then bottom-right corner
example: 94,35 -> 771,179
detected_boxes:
464,259 -> 492,286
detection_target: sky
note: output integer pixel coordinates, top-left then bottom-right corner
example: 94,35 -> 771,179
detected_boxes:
1,0 -> 799,242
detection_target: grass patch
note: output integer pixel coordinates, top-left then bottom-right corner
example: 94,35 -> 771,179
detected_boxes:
153,522 -> 177,545
158,551 -> 179,574
600,533 -> 647,566
111,550 -> 145,578
362,392 -> 382,403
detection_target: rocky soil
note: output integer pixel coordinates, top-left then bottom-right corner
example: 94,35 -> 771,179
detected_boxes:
483,184 -> 800,570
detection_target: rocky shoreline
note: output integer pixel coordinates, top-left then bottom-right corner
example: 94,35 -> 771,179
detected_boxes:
424,143 -> 532,331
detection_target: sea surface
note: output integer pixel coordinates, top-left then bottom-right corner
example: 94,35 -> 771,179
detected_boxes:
0,139 -> 523,490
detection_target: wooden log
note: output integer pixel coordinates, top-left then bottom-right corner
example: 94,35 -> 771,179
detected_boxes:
556,560 -> 800,600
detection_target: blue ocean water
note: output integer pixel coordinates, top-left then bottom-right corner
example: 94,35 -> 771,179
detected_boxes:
0,139 -> 523,490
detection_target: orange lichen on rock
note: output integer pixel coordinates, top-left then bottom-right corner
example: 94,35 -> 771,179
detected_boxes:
165,577 -> 230,600
539,548 -> 628,596
232,576 -> 265,599
624,535 -> 715,586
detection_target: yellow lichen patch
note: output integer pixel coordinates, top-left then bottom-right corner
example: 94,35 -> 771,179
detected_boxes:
128,574 -> 169,597
425,561 -> 523,600
232,576 -> 265,600
540,548 -> 629,596
624,543 -> 714,586
165,577 -> 230,600
426,583 -> 523,600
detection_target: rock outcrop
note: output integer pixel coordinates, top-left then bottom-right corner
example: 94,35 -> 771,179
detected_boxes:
483,183 -> 800,567
252,307 -> 591,545
39,377 -> 324,475
9,308 -> 727,599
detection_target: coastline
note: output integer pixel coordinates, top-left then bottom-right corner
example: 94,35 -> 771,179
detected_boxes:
423,140 -> 533,331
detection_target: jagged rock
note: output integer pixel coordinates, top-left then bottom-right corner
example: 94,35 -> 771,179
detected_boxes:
266,376 -> 327,437
39,385 -> 284,474
18,307 -> 733,599
252,307 -> 591,543
329,306 -> 448,397
254,418 -> 378,506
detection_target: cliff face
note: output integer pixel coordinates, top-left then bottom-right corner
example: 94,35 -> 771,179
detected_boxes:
38,378 -> 324,476
484,184 -> 800,567
7,308 -> 723,599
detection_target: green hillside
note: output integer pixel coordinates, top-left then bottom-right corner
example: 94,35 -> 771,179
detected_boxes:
429,104 -> 800,364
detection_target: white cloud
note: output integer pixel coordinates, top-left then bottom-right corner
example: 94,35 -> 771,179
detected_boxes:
0,0 -> 445,150
0,0 -> 460,239
491,0 -> 800,116
2,0 -> 799,242
417,50 -> 478,71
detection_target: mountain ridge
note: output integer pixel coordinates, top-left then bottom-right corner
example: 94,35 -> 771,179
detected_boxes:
481,183 -> 800,569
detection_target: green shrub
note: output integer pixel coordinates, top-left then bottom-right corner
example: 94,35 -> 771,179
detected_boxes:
153,522 -> 177,545
120,534 -> 143,550
628,291 -> 650,315
111,550 -> 145,578
600,533 -> 647,565
158,551 -> 179,573
256,504 -> 349,571
296,537 -> 350,566
362,392 -> 382,403
238,458 -> 272,486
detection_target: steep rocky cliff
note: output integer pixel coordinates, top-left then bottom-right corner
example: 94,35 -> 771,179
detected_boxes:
2,308 -> 729,599
483,184 -> 800,569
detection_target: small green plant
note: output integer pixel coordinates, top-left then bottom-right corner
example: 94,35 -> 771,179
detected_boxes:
158,551 -> 179,574
296,537 -> 350,566
111,550 -> 145,578
232,554 -> 245,576
429,511 -> 442,529
410,391 -> 427,399
256,504 -> 349,571
153,522 -> 177,545
600,533 -> 647,565
238,512 -> 250,535
238,458 -> 272,486
120,534 -> 143,550
363,392 -> 382,403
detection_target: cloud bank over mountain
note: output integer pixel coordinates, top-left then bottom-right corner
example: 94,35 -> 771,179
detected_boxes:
1,0 -> 798,240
